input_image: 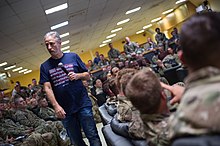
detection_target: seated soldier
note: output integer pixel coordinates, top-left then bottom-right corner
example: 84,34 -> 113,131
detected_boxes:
162,47 -> 181,69
87,60 -> 99,72
114,68 -> 146,140
98,54 -> 110,68
164,12 -> 220,145
91,78 -> 107,107
125,69 -> 170,146
155,59 -> 166,77
27,97 -> 39,115
144,37 -> 157,51
82,80 -> 101,123
152,46 -> 168,64
0,108 -> 58,146
111,66 -> 119,78
13,96 -> 69,146
37,97 -> 57,121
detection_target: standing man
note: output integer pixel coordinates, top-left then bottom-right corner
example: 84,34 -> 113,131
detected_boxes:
155,28 -> 168,51
40,31 -> 101,146
123,37 -> 139,55
93,51 -> 101,65
107,43 -> 120,62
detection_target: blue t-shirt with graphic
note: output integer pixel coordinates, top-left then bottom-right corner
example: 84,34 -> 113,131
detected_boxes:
40,53 -> 92,114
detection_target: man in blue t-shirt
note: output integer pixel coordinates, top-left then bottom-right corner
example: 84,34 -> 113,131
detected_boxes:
40,31 -> 101,146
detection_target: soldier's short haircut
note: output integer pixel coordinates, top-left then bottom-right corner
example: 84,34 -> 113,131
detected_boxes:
116,68 -> 138,93
155,28 -> 160,32
125,68 -> 161,114
37,96 -> 44,102
44,31 -> 61,42
181,12 -> 220,70
13,95 -> 23,105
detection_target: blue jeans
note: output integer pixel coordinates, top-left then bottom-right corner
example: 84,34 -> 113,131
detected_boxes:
62,106 -> 102,146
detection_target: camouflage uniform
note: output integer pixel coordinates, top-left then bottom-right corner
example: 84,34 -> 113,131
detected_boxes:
169,67 -> 220,139
0,118 -> 54,146
88,63 -> 100,72
155,32 -> 168,50
98,59 -> 109,68
162,54 -> 181,69
108,48 -> 120,61
14,109 -> 67,146
87,91 -> 102,123
124,42 -> 138,55
117,95 -> 146,139
14,109 -> 45,128
21,133 -> 50,146
141,114 -> 170,146
143,42 -> 157,51
38,107 -> 56,120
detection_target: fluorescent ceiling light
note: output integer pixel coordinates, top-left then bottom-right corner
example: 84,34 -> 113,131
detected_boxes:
136,30 -> 144,34
61,46 -> 70,51
99,44 -> 107,48
51,21 -> 68,30
63,50 -> 70,53
7,72 -> 11,78
61,40 -> 70,45
162,9 -> 174,15
60,32 -> 70,38
4,65 -> 16,71
0,73 -> 6,77
151,17 -> 162,23
19,69 -> 28,73
12,67 -> 23,72
24,70 -> 32,74
102,39 -> 112,44
45,3 -> 68,15
106,34 -> 116,39
176,0 -> 187,4
143,24 -> 152,29
126,7 -> 141,15
117,19 -> 130,25
111,28 -> 122,33
0,62 -> 7,67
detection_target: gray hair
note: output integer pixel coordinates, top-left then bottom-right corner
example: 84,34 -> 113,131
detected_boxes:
44,31 -> 61,42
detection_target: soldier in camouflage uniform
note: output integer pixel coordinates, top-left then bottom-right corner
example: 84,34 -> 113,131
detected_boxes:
87,60 -> 100,72
0,110 -> 56,146
82,80 -> 102,123
164,12 -> 220,142
162,47 -> 181,69
13,96 -> 68,146
155,28 -> 168,51
37,97 -> 57,121
123,37 -> 139,55
108,43 -> 120,62
125,69 -> 171,146
115,68 -> 146,139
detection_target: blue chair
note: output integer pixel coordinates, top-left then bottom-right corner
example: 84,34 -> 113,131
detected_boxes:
172,135 -> 220,146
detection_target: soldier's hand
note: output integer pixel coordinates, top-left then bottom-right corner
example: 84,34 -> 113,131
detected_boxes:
6,135 -> 14,143
54,104 -> 66,119
161,82 -> 185,105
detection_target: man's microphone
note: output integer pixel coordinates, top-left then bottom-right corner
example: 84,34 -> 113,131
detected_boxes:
58,62 -> 69,75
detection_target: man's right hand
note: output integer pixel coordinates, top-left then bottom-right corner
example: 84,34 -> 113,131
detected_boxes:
161,82 -> 185,105
54,104 -> 66,119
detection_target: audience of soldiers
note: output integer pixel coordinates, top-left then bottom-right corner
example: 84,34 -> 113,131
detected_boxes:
1,12 -> 219,146
0,26 -> 181,146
